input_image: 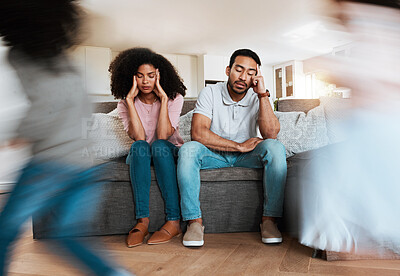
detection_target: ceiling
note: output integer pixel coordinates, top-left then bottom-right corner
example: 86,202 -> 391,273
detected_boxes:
81,0 -> 353,65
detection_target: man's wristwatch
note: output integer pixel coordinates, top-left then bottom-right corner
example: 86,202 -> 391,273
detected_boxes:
258,89 -> 270,98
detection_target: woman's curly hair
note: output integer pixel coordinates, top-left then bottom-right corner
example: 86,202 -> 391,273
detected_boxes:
109,47 -> 186,100
0,0 -> 83,61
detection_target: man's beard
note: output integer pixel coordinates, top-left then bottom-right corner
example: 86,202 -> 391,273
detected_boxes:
227,79 -> 250,95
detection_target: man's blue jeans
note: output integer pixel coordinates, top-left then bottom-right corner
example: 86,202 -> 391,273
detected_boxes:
126,139 -> 180,221
177,139 -> 287,221
0,160 -> 119,276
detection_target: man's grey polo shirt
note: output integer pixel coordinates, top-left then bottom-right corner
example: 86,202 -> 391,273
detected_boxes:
194,82 -> 261,143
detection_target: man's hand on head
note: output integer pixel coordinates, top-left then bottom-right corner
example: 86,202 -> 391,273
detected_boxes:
251,65 -> 266,95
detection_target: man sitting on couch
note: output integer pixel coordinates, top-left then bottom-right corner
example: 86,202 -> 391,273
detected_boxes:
177,49 -> 287,247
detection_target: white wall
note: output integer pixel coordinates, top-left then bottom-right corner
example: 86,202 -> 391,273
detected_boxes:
70,46 -> 112,95
162,54 -> 198,98
111,51 -> 120,61
197,54 -> 229,93
262,65 -> 273,96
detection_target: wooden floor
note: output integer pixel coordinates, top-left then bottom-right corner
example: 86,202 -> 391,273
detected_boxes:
6,227 -> 400,276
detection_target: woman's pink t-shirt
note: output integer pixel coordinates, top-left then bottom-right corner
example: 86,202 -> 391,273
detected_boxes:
117,94 -> 184,147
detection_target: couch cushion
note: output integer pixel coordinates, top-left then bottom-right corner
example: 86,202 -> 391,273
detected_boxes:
181,99 -> 196,116
93,102 -> 118,113
179,110 -> 194,143
275,105 -> 329,157
277,99 -> 320,113
286,147 -> 318,172
93,99 -> 196,116
87,113 -> 132,159
102,158 -> 263,182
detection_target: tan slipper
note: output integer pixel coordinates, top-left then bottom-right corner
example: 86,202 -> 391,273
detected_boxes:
147,221 -> 182,245
126,222 -> 149,248
260,220 -> 282,244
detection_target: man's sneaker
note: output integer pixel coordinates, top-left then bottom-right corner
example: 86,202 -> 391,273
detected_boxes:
183,222 -> 204,247
260,219 -> 282,244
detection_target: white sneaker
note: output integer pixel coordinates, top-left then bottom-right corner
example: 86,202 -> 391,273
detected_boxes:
183,222 -> 204,247
261,220 -> 282,244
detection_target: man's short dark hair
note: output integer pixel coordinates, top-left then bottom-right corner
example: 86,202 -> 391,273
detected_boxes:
228,49 -> 261,68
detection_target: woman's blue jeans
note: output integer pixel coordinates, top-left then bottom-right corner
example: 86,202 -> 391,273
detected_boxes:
177,139 -> 287,221
126,140 -> 180,221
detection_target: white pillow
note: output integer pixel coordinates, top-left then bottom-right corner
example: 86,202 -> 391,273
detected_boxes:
319,96 -> 351,144
86,112 -> 132,160
87,108 -> 195,160
179,110 -> 194,143
275,105 -> 329,157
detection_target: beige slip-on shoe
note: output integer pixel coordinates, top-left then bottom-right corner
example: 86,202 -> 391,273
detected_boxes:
183,222 -> 204,247
261,219 -> 282,244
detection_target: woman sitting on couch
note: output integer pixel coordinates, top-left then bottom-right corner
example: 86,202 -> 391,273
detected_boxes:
109,47 -> 186,247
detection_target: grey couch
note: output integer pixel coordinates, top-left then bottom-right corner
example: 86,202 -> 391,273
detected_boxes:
32,98 -> 320,239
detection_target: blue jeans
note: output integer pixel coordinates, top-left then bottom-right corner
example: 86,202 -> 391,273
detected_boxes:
126,140 -> 180,221
177,139 -> 287,221
0,160 -> 120,276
